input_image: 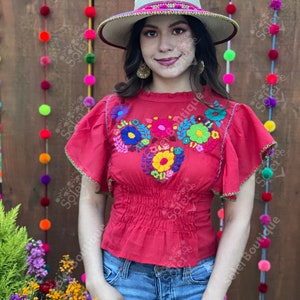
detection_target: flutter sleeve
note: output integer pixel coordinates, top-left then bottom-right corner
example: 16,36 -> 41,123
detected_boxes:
65,95 -> 112,193
212,103 -> 277,200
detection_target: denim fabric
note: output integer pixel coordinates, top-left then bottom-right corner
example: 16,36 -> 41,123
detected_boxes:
103,250 -> 215,300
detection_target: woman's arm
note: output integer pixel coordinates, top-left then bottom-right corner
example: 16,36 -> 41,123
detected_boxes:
202,173 -> 256,300
78,176 -> 124,300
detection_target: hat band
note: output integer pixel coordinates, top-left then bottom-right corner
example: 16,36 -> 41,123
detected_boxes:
137,1 -> 202,11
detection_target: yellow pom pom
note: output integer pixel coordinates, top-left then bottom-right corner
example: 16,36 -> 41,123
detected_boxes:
264,120 -> 276,132
39,153 -> 51,164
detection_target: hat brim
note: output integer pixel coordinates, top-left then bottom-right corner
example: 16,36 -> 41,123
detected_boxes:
97,10 -> 239,49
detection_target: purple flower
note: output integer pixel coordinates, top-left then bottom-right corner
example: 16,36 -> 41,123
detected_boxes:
111,105 -> 130,121
9,294 -> 23,300
270,0 -> 282,10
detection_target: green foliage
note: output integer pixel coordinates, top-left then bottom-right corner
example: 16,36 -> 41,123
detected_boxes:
0,201 -> 30,299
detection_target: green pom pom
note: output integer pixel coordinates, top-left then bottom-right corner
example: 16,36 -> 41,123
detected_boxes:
261,167 -> 274,179
223,49 -> 236,62
39,104 -> 51,116
84,53 -> 96,64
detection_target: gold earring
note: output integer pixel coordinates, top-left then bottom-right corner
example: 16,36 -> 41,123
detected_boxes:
136,62 -> 151,79
198,60 -> 205,75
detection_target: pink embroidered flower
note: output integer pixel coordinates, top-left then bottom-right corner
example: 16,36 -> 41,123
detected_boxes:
151,119 -> 173,137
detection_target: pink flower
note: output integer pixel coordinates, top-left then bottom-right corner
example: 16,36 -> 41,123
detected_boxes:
152,119 -> 173,137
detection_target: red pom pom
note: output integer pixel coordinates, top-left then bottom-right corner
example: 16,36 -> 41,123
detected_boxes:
262,192 -> 273,202
42,243 -> 51,254
269,24 -> 280,35
40,80 -> 51,90
40,196 -> 50,207
259,238 -> 271,248
40,5 -> 51,16
84,6 -> 96,18
258,283 -> 268,293
39,31 -> 51,43
226,4 -> 237,14
268,49 -> 279,60
39,129 -> 51,139
266,73 -> 278,85
217,230 -> 223,240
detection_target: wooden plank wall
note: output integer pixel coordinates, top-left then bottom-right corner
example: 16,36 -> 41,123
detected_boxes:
0,0 -> 299,299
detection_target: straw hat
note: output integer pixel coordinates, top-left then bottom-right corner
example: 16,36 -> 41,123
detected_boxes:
97,0 -> 239,49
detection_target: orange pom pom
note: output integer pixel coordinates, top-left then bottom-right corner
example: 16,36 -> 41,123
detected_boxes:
39,153 -> 51,164
39,218 -> 51,231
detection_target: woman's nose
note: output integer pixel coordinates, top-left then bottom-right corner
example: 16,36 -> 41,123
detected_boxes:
158,34 -> 174,52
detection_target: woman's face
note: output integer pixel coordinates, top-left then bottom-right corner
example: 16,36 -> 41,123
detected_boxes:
140,15 -> 195,85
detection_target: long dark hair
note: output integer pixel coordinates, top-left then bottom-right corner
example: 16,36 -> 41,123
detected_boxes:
114,16 -> 230,101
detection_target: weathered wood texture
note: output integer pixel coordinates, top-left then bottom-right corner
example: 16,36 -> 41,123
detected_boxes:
0,0 -> 299,299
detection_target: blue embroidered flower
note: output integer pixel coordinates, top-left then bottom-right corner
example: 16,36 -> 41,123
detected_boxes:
121,126 -> 142,145
204,101 -> 226,127
111,105 -> 130,121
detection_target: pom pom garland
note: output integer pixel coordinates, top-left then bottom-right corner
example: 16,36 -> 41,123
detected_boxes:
264,120 -> 276,132
84,75 -> 96,86
84,53 -> 96,64
40,174 -> 51,185
83,96 -> 96,108
223,49 -> 236,61
269,24 -> 280,35
261,167 -> 274,179
264,97 -> 277,108
266,73 -> 278,85
42,243 -> 51,254
84,6 -> 96,18
226,4 -> 237,14
40,56 -> 51,66
40,80 -> 51,90
39,129 -> 51,139
223,73 -> 235,85
39,218 -> 52,231
39,104 -> 51,116
268,49 -> 279,60
260,214 -> 272,225
259,238 -> 271,248
39,31 -> 51,43
40,5 -> 51,16
258,260 -> 271,272
40,196 -> 50,207
262,192 -> 273,202
258,283 -> 268,293
84,29 -> 96,40
270,0 -> 282,10
39,153 -> 51,164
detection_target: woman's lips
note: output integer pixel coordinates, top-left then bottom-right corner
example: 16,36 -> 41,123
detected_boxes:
155,57 -> 179,66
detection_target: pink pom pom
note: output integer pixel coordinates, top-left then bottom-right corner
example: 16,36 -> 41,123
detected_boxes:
258,260 -> 271,272
40,56 -> 51,66
259,238 -> 271,248
259,214 -> 271,225
84,29 -> 96,40
42,243 -> 51,254
217,208 -> 224,220
223,73 -> 235,84
81,273 -> 86,283
84,75 -> 96,86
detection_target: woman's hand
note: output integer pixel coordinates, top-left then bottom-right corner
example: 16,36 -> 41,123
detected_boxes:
86,278 -> 124,300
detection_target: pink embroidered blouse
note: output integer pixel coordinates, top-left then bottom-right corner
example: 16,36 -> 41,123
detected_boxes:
65,87 -> 276,267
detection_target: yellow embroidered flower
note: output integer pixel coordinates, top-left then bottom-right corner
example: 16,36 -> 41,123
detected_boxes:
152,150 -> 175,173
211,130 -> 219,139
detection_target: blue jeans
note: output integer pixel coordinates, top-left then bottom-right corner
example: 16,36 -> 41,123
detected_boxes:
103,250 -> 215,300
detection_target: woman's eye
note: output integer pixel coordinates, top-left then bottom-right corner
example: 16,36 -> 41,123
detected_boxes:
143,30 -> 157,37
173,28 -> 186,35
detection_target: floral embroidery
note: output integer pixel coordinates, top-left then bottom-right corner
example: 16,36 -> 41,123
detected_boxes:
177,115 -> 220,152
146,115 -> 177,141
142,145 -> 184,182
111,105 -> 130,121
204,100 -> 227,127
113,119 -> 150,152
111,101 -> 226,182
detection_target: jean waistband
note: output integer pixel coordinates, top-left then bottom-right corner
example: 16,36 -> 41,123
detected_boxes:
103,250 -> 215,277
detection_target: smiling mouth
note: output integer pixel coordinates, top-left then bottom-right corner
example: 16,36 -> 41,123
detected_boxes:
155,56 -> 180,66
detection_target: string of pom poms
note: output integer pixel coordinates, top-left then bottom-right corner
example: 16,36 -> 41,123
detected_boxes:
258,1 -> 282,298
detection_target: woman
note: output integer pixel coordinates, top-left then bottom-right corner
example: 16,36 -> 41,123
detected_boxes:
65,1 -> 276,299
